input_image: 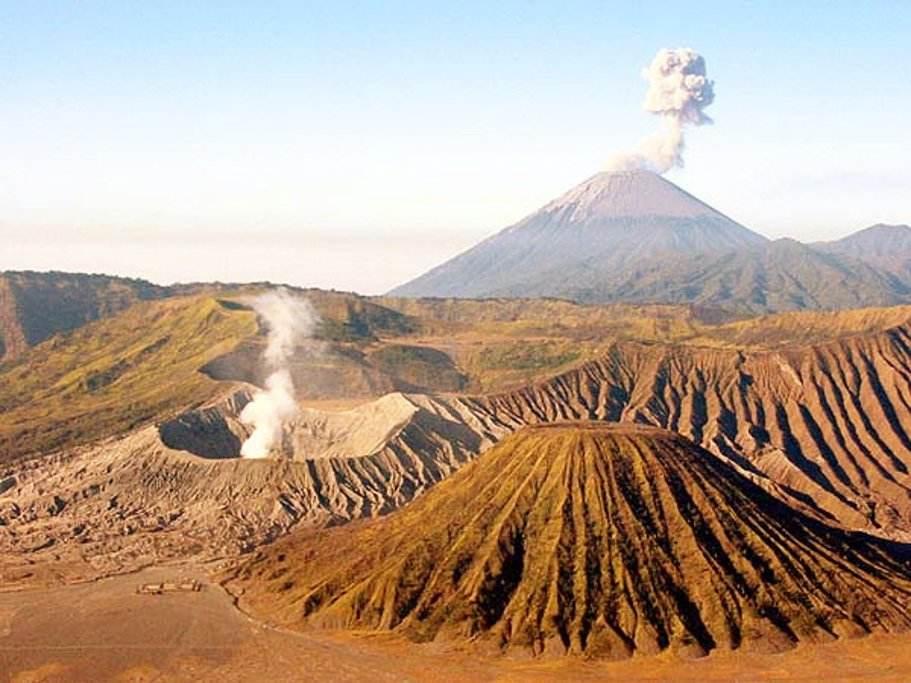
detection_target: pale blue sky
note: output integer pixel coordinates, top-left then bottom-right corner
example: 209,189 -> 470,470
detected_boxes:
2,1 -> 909,293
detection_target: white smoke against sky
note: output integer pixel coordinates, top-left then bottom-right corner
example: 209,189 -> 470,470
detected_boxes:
608,48 -> 715,174
239,288 -> 319,459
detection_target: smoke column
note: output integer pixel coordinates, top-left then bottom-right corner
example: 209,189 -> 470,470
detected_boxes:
608,48 -> 715,173
239,288 -> 318,459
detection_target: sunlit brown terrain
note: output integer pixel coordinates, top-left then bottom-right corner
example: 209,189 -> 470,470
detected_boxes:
3,276 -> 911,681
6,7 -> 911,680
232,424 -> 911,657
2,559 -> 911,681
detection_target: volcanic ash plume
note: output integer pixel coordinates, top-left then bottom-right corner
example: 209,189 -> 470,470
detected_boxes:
240,289 -> 318,459
608,48 -> 715,174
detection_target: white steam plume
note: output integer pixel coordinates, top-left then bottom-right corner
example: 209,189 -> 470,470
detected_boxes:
608,48 -> 715,174
239,288 -> 318,459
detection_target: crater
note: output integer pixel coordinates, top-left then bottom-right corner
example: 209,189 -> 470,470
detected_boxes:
158,391 -> 421,462
158,391 -> 251,459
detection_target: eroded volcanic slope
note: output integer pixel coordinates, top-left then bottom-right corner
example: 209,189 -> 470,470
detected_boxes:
0,391 -> 495,582
232,424 -> 911,659
4,300 -> 911,585
462,319 -> 911,538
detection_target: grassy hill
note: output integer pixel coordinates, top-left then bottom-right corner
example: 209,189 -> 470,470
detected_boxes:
0,271 -> 173,361
0,296 -> 257,461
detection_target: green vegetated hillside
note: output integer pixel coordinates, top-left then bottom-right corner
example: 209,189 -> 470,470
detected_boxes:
687,304 -> 911,348
366,345 -> 468,392
0,296 -> 257,461
5,271 -> 911,462
0,285 -> 453,461
0,271 -> 423,364
0,271 -> 174,361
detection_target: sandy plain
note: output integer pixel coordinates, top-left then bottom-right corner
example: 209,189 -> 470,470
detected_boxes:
0,564 -> 910,682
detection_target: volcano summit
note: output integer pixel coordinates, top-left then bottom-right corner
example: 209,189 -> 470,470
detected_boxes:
392,170 -> 911,313
391,170 -> 765,300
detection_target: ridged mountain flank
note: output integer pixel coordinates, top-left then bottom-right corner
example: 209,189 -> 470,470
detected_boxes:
563,237 -> 909,313
232,423 -> 911,660
390,170 -> 766,299
0,271 -> 171,361
389,174 -> 911,312
816,224 -> 911,285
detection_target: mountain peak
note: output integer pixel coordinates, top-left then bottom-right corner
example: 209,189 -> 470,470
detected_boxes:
826,223 -> 911,243
544,169 -> 723,221
814,223 -> 911,281
390,169 -> 766,299
861,222 -> 911,233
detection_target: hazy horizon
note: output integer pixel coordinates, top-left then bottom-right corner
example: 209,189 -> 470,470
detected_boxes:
3,1 -> 909,294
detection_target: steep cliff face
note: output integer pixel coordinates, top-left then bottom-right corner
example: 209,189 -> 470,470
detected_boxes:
0,271 -> 171,361
0,276 -> 28,360
233,424 -> 911,659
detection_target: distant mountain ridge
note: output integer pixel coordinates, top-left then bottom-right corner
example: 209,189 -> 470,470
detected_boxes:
391,172 -> 911,313
564,237 -> 910,313
0,271 -> 171,361
392,170 -> 766,300
815,223 -> 911,283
